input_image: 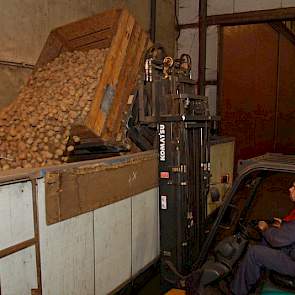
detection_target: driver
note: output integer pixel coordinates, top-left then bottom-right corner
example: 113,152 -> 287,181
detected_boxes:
230,182 -> 295,295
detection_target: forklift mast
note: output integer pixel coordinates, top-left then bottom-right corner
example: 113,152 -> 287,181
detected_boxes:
135,45 -> 213,291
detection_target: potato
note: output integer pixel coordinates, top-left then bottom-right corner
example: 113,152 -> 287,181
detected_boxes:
0,48 -> 108,171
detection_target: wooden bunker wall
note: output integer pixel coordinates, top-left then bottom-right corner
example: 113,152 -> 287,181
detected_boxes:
0,151 -> 159,295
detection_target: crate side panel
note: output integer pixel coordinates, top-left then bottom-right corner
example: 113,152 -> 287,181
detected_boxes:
36,9 -> 121,67
104,25 -> 150,140
57,9 -> 120,41
85,9 -> 135,135
35,31 -> 64,68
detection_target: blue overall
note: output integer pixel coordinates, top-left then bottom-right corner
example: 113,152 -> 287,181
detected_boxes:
231,220 -> 295,295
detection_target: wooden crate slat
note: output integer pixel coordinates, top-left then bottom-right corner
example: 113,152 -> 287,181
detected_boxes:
36,31 -> 64,67
57,9 -> 120,41
85,9 -> 136,135
75,39 -> 112,52
103,23 -> 145,139
67,27 -> 113,49
109,30 -> 150,139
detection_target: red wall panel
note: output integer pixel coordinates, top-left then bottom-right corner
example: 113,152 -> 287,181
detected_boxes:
220,24 -> 279,163
275,35 -> 295,154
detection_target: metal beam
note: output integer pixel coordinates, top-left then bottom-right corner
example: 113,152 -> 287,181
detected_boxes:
198,0 -> 207,96
207,7 -> 295,26
0,60 -> 34,69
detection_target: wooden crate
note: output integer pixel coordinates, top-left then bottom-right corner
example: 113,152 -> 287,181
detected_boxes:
36,9 -> 151,142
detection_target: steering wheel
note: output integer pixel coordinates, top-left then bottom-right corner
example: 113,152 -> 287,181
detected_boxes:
238,219 -> 263,242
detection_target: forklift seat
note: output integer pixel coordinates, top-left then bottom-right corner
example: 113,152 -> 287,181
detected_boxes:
269,271 -> 295,290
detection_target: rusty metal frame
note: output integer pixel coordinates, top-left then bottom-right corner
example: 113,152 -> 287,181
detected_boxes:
207,7 -> 295,26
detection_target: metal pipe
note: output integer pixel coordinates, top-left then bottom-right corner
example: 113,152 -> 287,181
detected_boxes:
0,60 -> 34,69
198,0 -> 208,96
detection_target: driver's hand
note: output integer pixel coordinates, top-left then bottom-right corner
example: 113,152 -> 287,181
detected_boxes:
272,217 -> 282,228
258,221 -> 269,232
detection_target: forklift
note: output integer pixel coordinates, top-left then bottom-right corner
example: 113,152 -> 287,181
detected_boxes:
128,46 -> 295,295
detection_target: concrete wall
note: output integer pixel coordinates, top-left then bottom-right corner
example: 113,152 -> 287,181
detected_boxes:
0,65 -> 32,109
0,0 -> 176,108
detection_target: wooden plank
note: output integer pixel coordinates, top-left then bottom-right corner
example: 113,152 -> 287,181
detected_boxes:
115,32 -> 150,133
45,152 -> 158,225
92,10 -> 136,134
38,179 -> 95,295
85,9 -> 135,135
35,31 -> 64,68
57,9 -> 120,41
75,39 -> 112,52
31,179 -> 42,294
0,238 -> 35,259
104,25 -> 150,140
103,23 -> 142,139
68,27 -> 113,49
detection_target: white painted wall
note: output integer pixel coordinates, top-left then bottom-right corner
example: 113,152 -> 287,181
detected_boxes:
94,198 -> 132,294
283,0 -> 295,7
206,25 -> 218,81
37,179 -> 95,295
131,189 -> 159,276
234,0 -> 282,13
178,0 -> 199,24
0,247 -> 38,295
205,85 -> 217,116
0,181 -> 34,250
178,28 -> 199,79
207,0 -> 234,16
0,177 -> 159,295
177,0 -> 199,79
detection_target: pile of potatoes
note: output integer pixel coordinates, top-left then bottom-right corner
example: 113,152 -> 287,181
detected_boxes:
0,48 -> 108,171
